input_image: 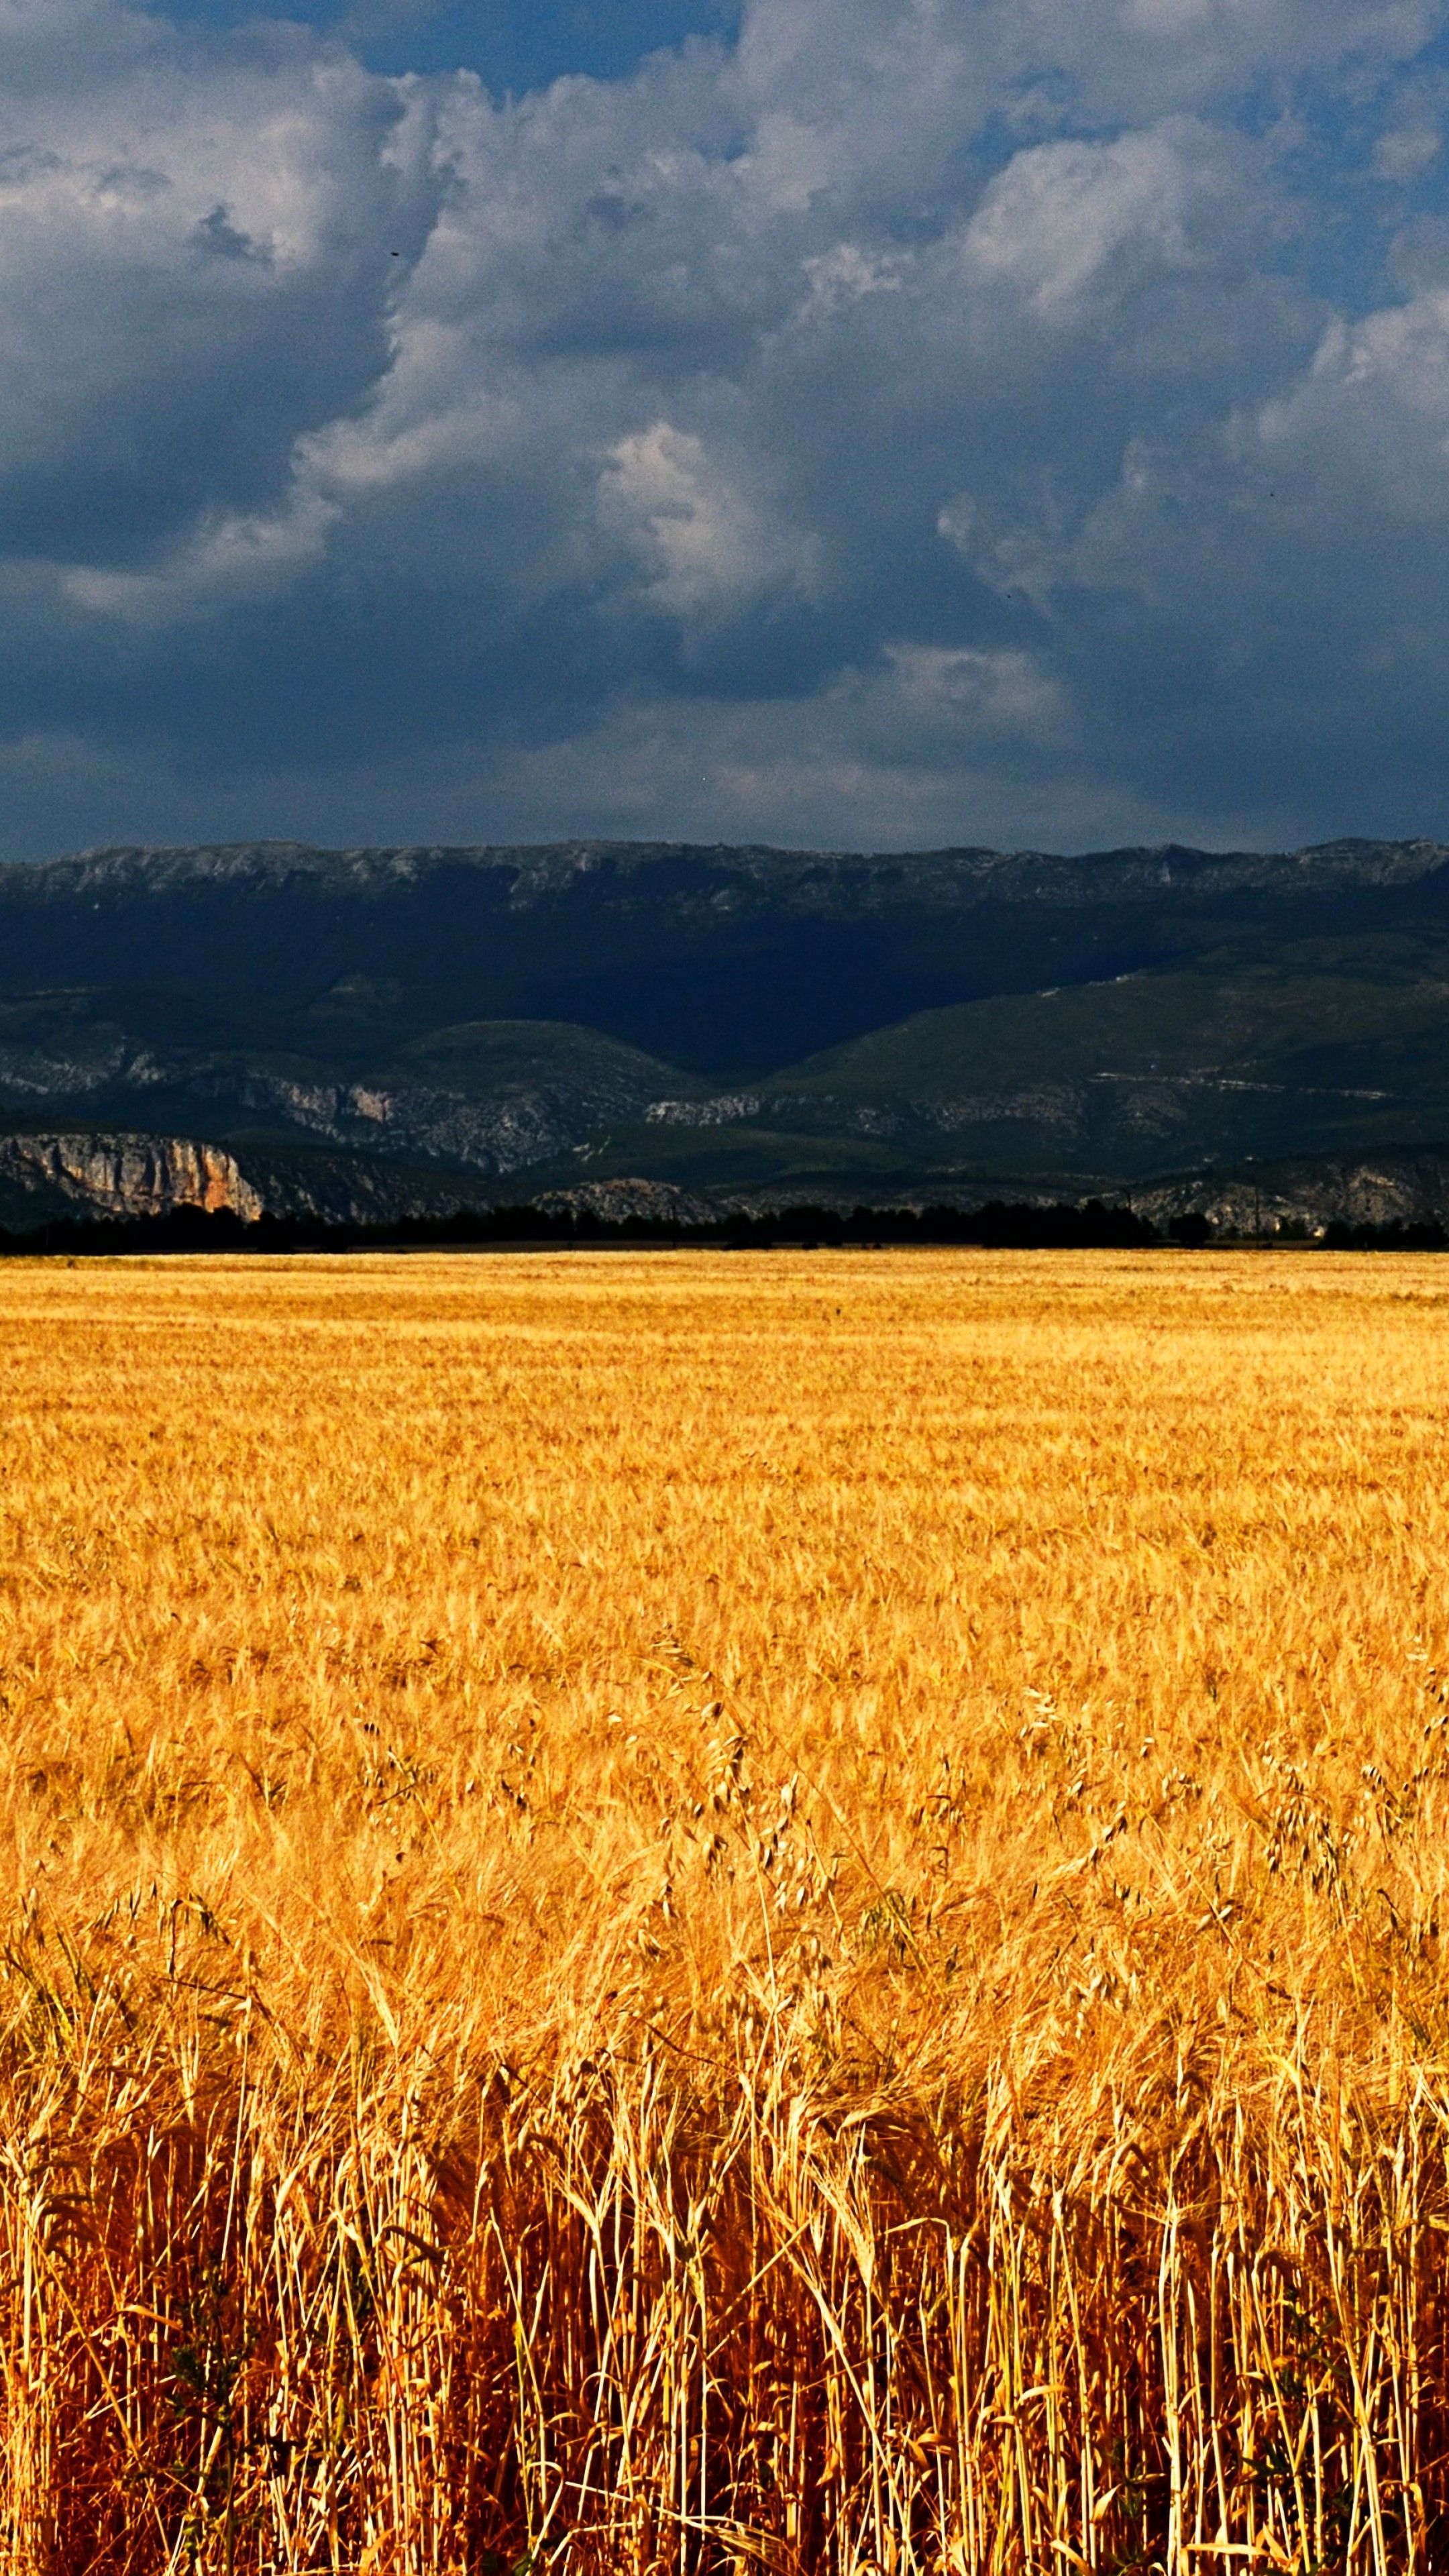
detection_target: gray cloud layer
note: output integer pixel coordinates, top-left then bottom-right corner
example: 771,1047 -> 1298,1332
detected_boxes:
1,0 -> 1447,855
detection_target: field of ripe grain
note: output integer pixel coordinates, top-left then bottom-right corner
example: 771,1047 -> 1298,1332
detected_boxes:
3,1248 -> 1449,2574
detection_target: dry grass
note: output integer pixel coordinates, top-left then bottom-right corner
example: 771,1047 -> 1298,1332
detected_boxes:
1,1246 -> 1448,2572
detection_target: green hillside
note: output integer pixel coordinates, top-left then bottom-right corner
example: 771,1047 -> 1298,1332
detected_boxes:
488,932 -> 1449,1193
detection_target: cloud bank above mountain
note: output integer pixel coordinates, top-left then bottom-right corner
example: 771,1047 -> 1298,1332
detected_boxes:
0,0 -> 1447,857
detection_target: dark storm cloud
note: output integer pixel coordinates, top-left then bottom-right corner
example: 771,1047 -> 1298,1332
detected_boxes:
0,0 -> 1446,855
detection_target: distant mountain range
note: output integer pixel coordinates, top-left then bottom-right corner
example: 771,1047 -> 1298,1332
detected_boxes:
5,833 -> 1449,1229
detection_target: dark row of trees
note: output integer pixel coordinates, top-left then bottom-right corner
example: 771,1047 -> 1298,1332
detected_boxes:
0,1198 -> 1152,1256
1,1197 -> 1444,1256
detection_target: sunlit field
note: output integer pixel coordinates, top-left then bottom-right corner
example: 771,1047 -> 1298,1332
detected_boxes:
3,1248 -> 1449,2573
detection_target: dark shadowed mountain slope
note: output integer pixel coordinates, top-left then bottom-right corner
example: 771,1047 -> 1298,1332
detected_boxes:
4,833 -> 1449,1079
745,932 -> 1449,1179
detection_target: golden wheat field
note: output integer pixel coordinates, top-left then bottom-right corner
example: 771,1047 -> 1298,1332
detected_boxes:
3,1246 -> 1449,2574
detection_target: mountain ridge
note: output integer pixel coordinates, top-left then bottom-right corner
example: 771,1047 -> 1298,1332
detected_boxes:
5,833 -> 1449,1214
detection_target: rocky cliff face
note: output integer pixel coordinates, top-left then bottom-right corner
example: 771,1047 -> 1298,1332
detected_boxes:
0,1126 -> 554,1231
178,1068 -> 615,1176
0,1131 -> 264,1221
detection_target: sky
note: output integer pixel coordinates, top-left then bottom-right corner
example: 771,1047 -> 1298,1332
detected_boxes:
2,0 -> 1449,861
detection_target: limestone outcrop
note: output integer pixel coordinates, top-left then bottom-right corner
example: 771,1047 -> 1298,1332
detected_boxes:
1130,1149 -> 1449,1240
0,1130 -> 263,1221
